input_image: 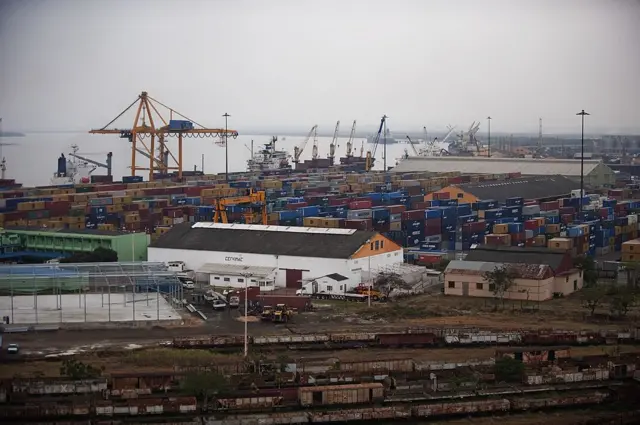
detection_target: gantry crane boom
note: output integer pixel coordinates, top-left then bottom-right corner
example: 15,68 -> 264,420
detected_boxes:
293,125 -> 317,168
365,115 -> 387,172
346,120 -> 356,158
68,151 -> 113,176
213,189 -> 267,225
328,120 -> 340,165
405,136 -> 420,156
89,91 -> 238,181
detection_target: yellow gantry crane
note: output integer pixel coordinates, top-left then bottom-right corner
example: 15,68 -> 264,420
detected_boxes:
213,189 -> 268,225
89,91 -> 239,181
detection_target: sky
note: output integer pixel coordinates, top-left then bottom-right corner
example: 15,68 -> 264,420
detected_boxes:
0,0 -> 639,135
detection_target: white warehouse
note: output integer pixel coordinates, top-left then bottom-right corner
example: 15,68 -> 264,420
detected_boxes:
148,222 -> 404,291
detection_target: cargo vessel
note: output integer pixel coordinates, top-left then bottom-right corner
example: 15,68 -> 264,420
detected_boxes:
51,145 -> 92,185
246,137 -> 291,173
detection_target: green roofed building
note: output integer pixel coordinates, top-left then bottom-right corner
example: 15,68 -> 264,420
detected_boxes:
2,228 -> 149,262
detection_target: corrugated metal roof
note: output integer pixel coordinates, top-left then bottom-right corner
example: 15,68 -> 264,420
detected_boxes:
446,260 -> 552,280
456,175 -> 580,202
198,263 -> 276,277
445,260 -> 497,273
393,156 -> 607,176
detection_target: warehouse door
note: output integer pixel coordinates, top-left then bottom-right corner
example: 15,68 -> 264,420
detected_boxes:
285,269 -> 303,289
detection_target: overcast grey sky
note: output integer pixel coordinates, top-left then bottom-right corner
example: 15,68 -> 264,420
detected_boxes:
1,0 -> 639,134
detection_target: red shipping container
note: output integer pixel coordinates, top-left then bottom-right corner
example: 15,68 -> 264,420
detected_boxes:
511,232 -> 526,245
374,222 -> 391,232
402,210 -> 424,221
426,217 -> 442,228
462,221 -> 485,233
524,200 -> 538,206
561,214 -> 574,224
599,208 -> 611,218
348,200 -> 373,209
184,187 -> 203,197
405,186 -> 422,196
344,219 -> 372,231
424,225 -> 440,236
388,205 -> 406,214
508,172 -> 522,179
524,219 -> 539,230
485,234 -> 510,246
329,197 -> 349,206
448,176 -> 463,185
540,200 -> 560,211
417,254 -> 445,264
286,202 -> 308,210
559,206 -> 575,215
411,201 -> 430,210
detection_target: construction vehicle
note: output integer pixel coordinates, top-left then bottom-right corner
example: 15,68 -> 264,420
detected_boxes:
213,189 -> 267,225
353,285 -> 387,302
260,304 -> 293,323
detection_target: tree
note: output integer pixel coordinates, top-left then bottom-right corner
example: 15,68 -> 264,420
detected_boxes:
573,256 -> 598,288
493,357 -> 525,383
482,265 -> 517,309
580,286 -> 607,316
181,371 -> 229,411
580,285 -> 607,317
607,286 -> 636,318
60,358 -> 103,379
374,272 -> 413,298
60,247 -> 118,263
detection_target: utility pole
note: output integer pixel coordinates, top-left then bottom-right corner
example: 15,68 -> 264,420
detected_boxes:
576,110 -> 590,214
223,113 -> 230,182
487,116 -> 492,157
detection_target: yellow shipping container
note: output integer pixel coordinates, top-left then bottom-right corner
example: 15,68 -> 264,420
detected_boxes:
548,237 -> 573,251
621,239 -> 640,253
493,223 -> 509,234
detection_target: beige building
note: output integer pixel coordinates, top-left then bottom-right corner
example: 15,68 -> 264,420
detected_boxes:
444,247 -> 583,301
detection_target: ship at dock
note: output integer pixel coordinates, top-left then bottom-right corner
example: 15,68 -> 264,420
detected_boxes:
246,136 -> 292,173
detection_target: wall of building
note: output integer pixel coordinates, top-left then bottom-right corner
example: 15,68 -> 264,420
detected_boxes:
444,273 -> 554,301
554,271 -> 583,295
148,246 -> 404,289
208,271 -> 276,291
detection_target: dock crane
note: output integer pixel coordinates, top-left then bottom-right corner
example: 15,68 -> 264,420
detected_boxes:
328,120 -> 340,165
311,127 -> 319,160
0,118 -> 18,180
365,115 -> 387,172
292,125 -> 318,169
405,136 -> 420,157
89,91 -> 238,181
213,189 -> 267,225
345,120 -> 356,158
68,147 -> 113,177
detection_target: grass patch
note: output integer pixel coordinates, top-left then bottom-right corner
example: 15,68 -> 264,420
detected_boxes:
123,348 -> 239,368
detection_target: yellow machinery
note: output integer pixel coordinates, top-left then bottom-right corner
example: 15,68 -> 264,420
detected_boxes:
90,91 -> 238,181
213,189 -> 267,225
260,304 -> 293,323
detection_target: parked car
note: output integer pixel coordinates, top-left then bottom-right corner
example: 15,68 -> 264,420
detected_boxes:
212,299 -> 227,311
182,279 -> 196,290
229,295 -> 240,308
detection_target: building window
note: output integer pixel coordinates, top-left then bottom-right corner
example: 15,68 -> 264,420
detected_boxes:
380,240 -> 384,249
327,285 -> 333,291
489,284 -> 496,291
476,283 -> 483,290
214,276 -> 220,280
238,278 -> 244,283
223,277 -> 230,282
457,193 -> 464,199
370,243 -> 374,250
448,281 -> 455,288
374,240 -> 380,250
251,279 -> 257,283
574,280 -> 578,291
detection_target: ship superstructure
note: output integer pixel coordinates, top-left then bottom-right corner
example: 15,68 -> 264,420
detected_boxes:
247,136 -> 291,173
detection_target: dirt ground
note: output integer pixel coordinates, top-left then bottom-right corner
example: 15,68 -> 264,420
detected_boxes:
423,409 -> 623,425
2,291 -> 638,359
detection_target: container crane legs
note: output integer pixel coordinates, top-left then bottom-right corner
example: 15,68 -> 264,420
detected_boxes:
328,120 -> 340,165
292,125 -> 318,170
89,91 -> 238,181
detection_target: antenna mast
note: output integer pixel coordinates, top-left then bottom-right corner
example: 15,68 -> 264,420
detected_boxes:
538,118 -> 543,150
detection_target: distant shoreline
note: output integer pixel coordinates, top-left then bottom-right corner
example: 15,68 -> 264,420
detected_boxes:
0,132 -> 25,137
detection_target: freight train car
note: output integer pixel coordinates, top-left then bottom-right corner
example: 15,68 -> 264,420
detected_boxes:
298,383 -> 385,407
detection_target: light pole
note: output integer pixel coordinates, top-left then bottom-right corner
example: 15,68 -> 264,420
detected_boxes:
240,272 -> 252,357
487,116 -> 492,157
223,113 -> 230,182
576,110 -> 590,213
